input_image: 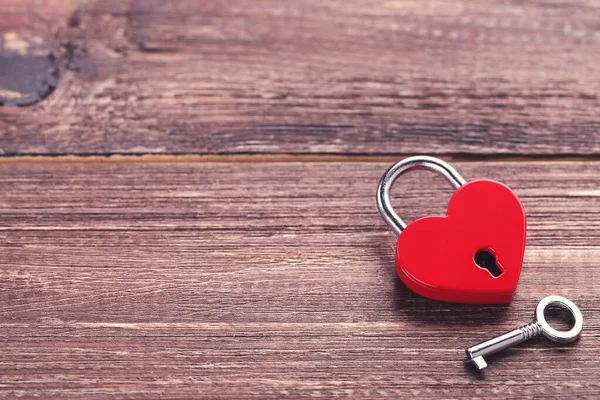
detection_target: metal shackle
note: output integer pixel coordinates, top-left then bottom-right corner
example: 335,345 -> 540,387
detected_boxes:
376,156 -> 467,235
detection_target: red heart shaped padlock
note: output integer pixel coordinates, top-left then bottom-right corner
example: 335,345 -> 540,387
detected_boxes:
377,156 -> 526,304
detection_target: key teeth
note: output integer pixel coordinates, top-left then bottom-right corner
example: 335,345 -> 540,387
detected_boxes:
466,349 -> 488,370
472,356 -> 488,370
520,322 -> 542,340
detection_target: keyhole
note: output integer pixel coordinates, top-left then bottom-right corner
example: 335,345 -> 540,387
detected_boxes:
474,250 -> 503,277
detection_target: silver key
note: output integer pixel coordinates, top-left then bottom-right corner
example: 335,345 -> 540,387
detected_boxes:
465,295 -> 583,370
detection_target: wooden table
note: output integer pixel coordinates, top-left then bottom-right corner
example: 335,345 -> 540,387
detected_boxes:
1,1 -> 599,398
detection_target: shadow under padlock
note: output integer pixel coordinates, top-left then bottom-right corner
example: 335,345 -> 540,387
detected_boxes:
390,276 -> 510,327
377,156 -> 527,305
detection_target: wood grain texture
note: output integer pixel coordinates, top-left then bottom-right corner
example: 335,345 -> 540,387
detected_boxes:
1,0 -> 600,155
0,161 -> 599,398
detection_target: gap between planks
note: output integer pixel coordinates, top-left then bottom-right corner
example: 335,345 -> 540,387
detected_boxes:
1,153 -> 600,164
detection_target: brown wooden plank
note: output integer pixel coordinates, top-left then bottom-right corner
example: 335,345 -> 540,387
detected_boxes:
1,0 -> 600,155
0,161 -> 599,398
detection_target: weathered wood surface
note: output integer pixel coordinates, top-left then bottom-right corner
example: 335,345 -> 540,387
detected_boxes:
1,162 -> 599,398
1,0 -> 600,155
2,0 -> 600,398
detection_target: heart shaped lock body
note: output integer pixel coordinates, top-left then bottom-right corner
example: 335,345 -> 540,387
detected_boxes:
396,179 -> 526,304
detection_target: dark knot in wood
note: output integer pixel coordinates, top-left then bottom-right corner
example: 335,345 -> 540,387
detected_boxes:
0,31 -> 59,107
